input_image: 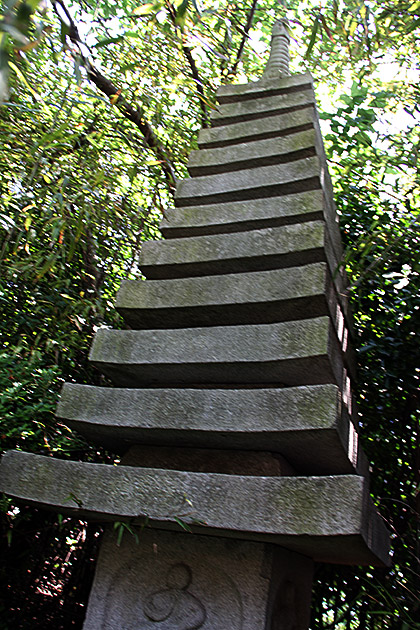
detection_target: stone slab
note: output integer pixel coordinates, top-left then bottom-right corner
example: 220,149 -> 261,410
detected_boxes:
160,194 -> 345,296
161,190 -> 335,237
83,528 -> 314,630
187,129 -> 318,177
140,221 -> 339,284
115,263 -> 350,335
176,156 -> 322,207
160,193 -> 344,281
88,317 -> 353,387
210,87 -> 315,127
197,107 -> 316,150
216,72 -> 314,104
0,450 -> 390,565
139,221 -> 352,324
57,383 -> 367,475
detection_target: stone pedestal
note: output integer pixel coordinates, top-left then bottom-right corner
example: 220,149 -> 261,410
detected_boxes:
83,528 -> 313,630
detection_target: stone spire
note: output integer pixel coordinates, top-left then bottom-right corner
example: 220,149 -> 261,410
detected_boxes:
263,18 -> 290,79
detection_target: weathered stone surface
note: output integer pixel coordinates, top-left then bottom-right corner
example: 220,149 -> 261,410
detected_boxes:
187,129 -> 318,177
163,189 -> 322,232
116,263 -> 349,331
140,221 -> 339,282
57,383 -> 367,475
210,87 -> 315,127
161,189 -> 341,251
83,528 -> 314,630
197,107 -> 316,150
0,450 -> 390,565
176,156 -> 323,206
121,444 -> 296,476
88,317 -> 354,387
216,72 -> 313,104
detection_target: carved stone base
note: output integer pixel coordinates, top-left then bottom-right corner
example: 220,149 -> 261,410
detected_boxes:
83,527 -> 313,630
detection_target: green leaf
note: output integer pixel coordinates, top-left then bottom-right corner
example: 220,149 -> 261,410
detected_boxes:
60,20 -> 69,45
354,131 -> 372,146
175,0 -> 189,30
116,523 -> 124,546
36,254 -> 58,280
174,516 -> 192,532
26,0 -> 43,9
94,35 -> 125,48
408,1 -> 420,13
305,17 -> 319,59
132,2 -> 160,16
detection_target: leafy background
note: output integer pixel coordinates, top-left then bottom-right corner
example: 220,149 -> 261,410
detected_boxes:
0,0 -> 419,628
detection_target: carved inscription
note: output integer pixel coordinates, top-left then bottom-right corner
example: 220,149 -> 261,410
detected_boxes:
97,530 -> 244,630
143,563 -> 206,630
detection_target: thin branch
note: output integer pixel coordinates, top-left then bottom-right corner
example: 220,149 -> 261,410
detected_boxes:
52,0 -> 176,194
165,1 -> 209,127
229,0 -> 258,77
182,45 -> 210,127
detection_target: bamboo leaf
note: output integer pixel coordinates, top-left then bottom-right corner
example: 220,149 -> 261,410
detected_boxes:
94,35 -> 125,48
174,516 -> 192,532
175,0 -> 189,30
36,254 -> 58,280
132,3 -> 159,16
305,17 -> 319,59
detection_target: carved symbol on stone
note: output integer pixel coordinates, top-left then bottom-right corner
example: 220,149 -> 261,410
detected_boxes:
143,563 -> 206,630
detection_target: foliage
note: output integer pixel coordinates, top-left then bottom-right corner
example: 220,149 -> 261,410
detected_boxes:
0,0 -> 419,628
0,350 -> 63,453
0,506 -> 100,629
312,83 -> 420,627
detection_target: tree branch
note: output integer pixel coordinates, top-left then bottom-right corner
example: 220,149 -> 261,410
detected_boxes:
165,1 -> 209,127
52,0 -> 176,194
182,44 -> 210,127
229,0 -> 258,77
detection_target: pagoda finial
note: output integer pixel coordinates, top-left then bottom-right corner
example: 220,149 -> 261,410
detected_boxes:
263,19 -> 290,79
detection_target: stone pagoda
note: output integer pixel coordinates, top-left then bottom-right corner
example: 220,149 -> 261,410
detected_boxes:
0,20 -> 390,630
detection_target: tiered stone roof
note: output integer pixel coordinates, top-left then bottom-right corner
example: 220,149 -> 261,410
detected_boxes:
0,27 -> 390,569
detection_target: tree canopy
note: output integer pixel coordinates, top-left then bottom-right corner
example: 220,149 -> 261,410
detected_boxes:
0,0 -> 419,628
